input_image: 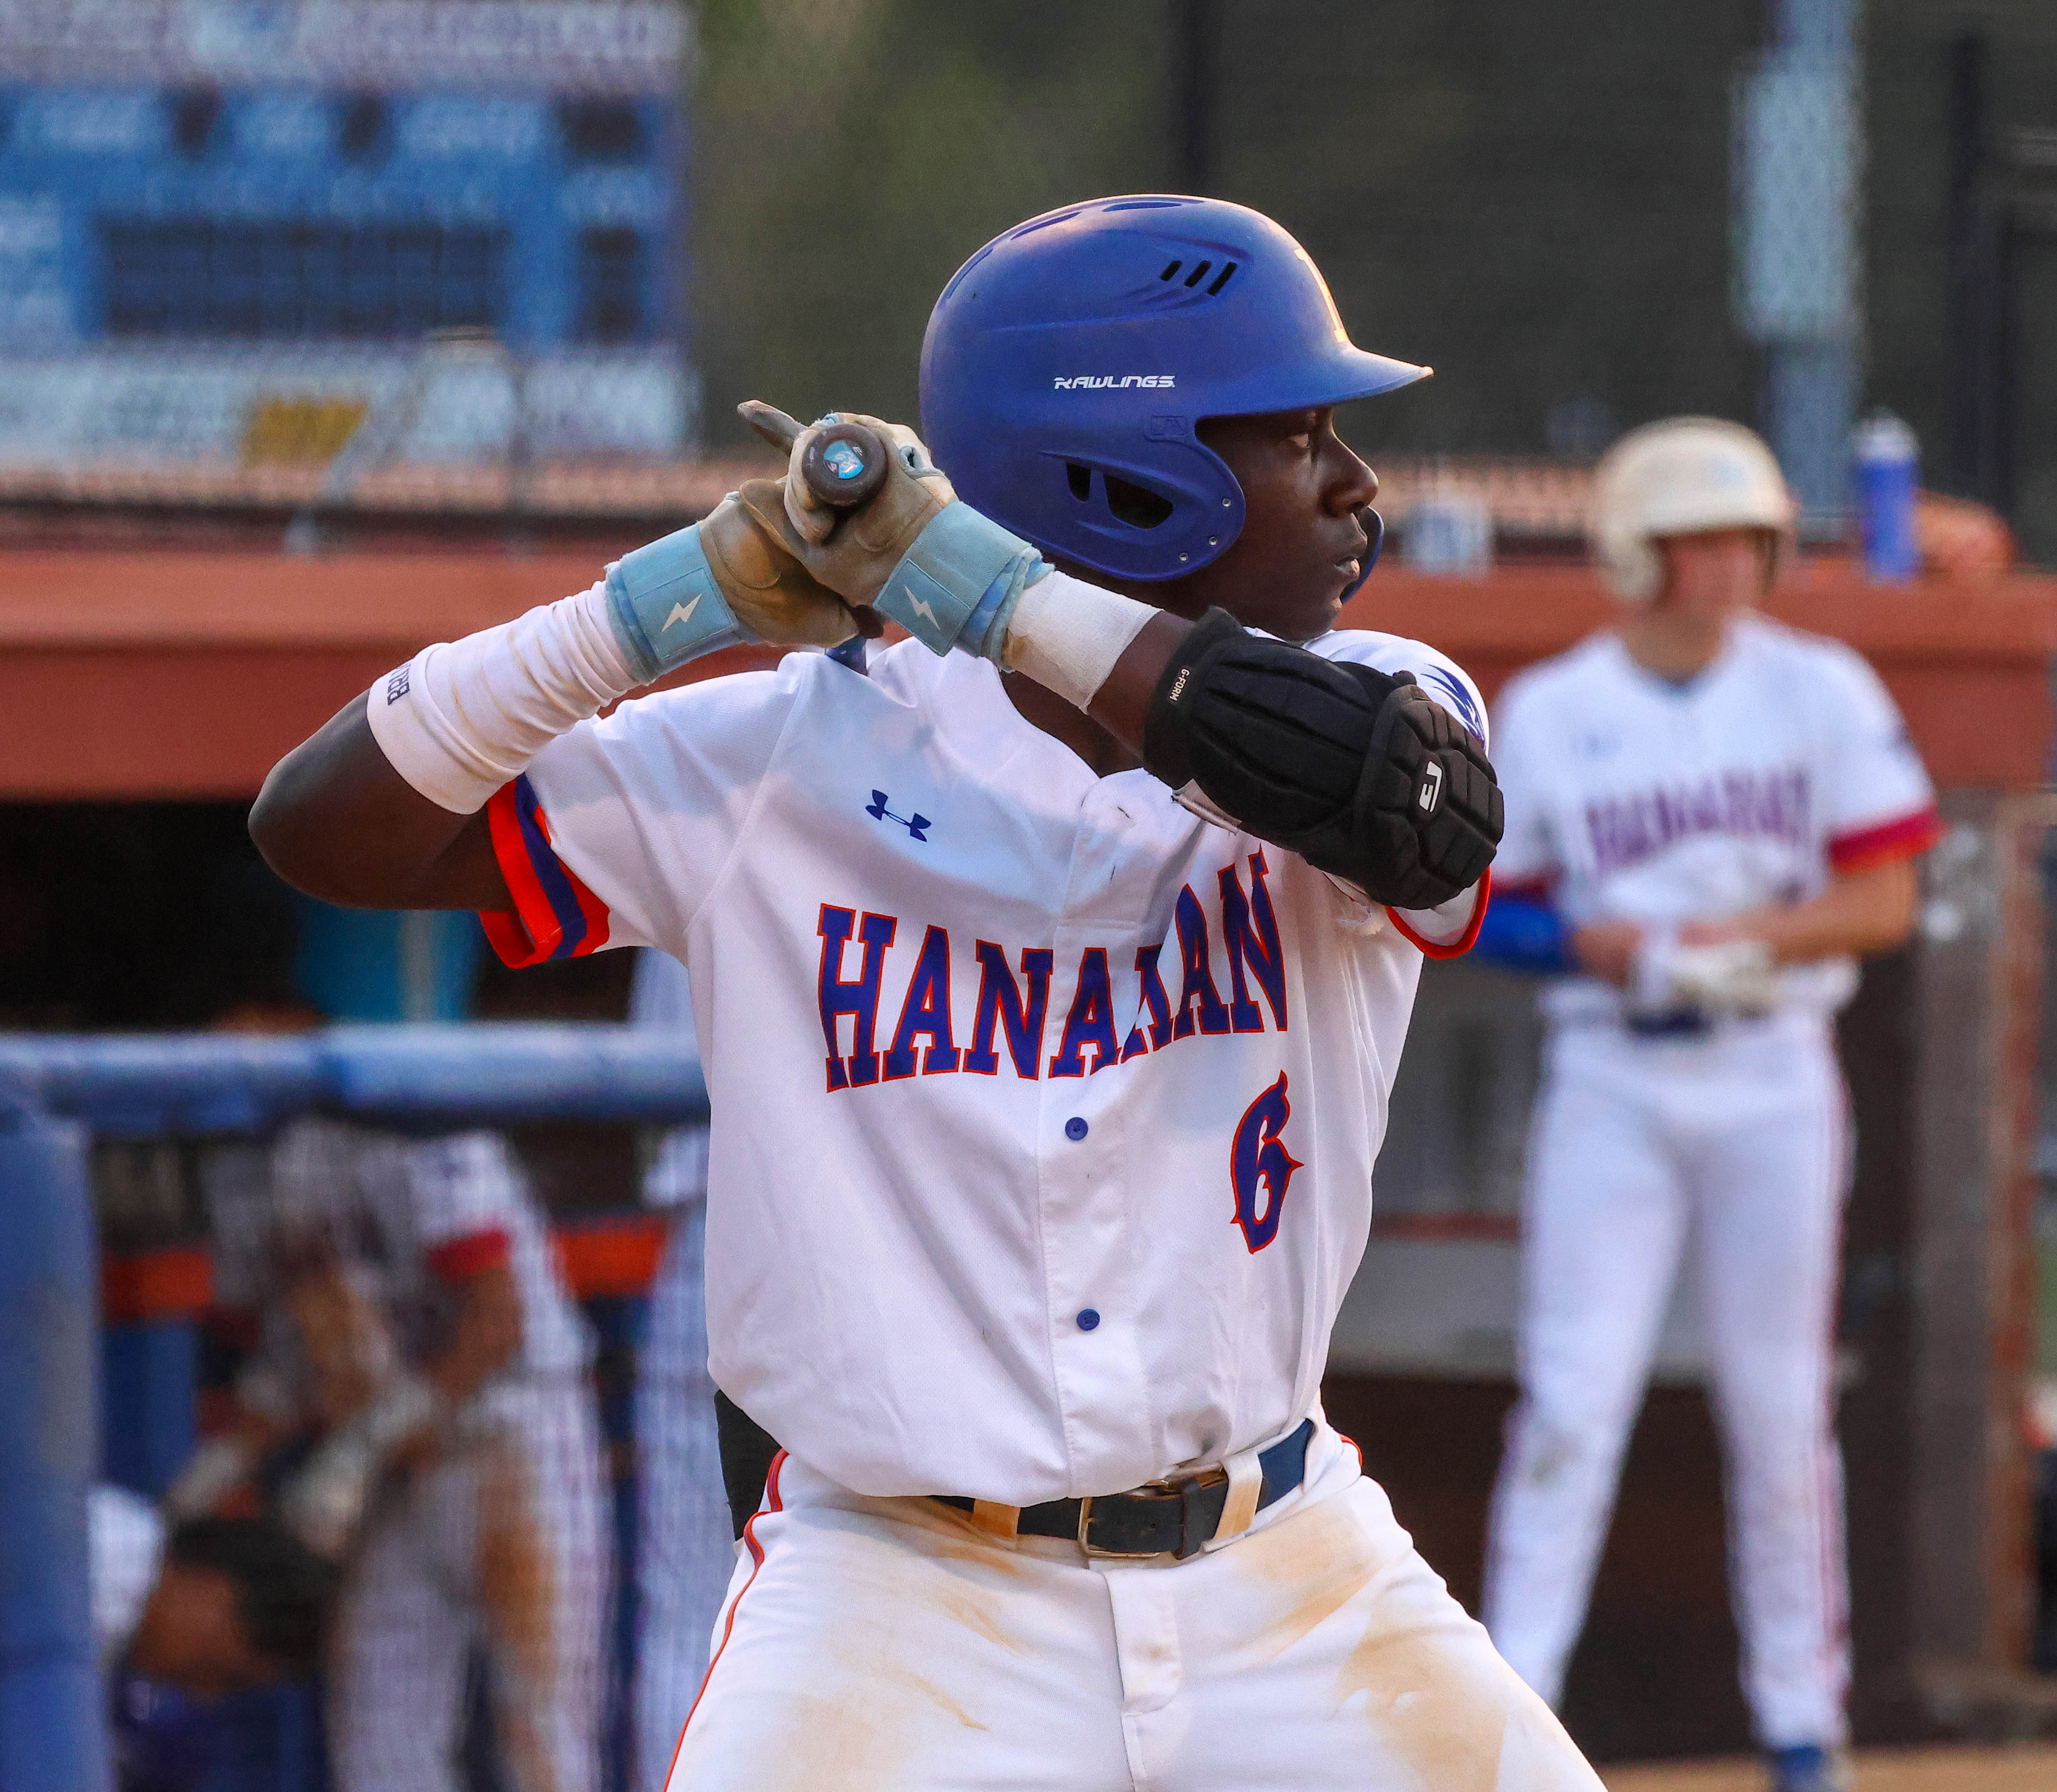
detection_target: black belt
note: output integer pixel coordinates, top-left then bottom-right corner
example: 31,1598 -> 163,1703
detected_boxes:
934,1418 -> 1315,1561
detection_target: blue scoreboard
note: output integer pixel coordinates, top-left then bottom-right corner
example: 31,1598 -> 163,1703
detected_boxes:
0,0 -> 690,463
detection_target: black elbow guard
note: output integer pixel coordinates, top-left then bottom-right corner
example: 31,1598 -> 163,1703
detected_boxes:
1141,608 -> 1503,910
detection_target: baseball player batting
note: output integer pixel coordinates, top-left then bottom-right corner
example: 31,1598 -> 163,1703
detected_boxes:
1474,420 -> 1937,1792
250,194 -> 1613,1789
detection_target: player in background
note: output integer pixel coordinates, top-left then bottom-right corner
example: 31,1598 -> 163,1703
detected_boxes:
248,196 -> 1617,1789
92,1485 -> 335,1792
1474,420 -> 1937,1792
626,946 -> 733,1792
180,1119 -> 609,1792
93,1484 -> 333,1692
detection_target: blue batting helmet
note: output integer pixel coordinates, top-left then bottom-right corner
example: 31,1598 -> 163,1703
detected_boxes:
919,195 -> 1427,583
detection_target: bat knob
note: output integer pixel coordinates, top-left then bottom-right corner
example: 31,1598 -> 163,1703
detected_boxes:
800,421 -> 890,509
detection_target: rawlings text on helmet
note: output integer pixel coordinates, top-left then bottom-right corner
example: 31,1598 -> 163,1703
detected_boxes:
1052,374 -> 1178,390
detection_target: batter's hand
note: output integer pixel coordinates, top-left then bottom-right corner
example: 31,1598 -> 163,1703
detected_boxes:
737,401 -> 957,605
1570,920 -> 1641,987
700,487 -> 875,647
1659,938 -> 1780,1017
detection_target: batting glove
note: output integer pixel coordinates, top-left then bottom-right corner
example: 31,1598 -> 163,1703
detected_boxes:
737,401 -> 1047,660
605,487 -> 869,684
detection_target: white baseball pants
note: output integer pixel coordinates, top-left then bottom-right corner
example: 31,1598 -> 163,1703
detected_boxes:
634,1199 -> 740,1792
328,1380 -> 612,1792
665,1421 -> 1604,1792
1484,1018 -> 1850,1749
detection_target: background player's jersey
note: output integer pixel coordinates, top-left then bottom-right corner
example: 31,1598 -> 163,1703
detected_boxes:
1491,615 -> 1938,1026
203,1122 -> 591,1404
481,630 -> 1486,1506
89,1483 -> 164,1668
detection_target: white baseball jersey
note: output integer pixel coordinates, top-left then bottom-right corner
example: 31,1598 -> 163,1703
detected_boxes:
1492,616 -> 1938,1025
480,629 -> 1487,1505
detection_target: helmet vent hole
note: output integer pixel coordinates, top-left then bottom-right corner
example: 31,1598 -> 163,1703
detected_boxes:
1066,462 -> 1093,501
1182,260 -> 1212,288
1103,474 -> 1173,529
1207,262 -> 1238,295
1158,260 -> 1182,282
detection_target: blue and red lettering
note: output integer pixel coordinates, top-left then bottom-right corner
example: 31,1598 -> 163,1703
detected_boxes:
1229,1071 -> 1302,1252
1121,943 -> 1173,1061
882,925 -> 961,1079
1219,850 -> 1287,1034
817,855 -> 1295,1094
1171,884 -> 1231,1039
1051,947 -> 1119,1077
817,905 -> 898,1091
964,942 -> 1053,1078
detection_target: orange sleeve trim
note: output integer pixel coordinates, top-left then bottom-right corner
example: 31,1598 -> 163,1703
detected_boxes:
1386,868 -> 1492,961
480,776 -> 612,968
425,1228 -> 512,1283
1828,806 -> 1943,874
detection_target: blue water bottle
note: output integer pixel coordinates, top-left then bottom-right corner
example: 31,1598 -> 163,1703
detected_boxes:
1852,411 -> 1919,583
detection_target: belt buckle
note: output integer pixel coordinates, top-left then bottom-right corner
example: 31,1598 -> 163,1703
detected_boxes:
1077,1468 -> 1229,1562
1076,1490 -> 1170,1560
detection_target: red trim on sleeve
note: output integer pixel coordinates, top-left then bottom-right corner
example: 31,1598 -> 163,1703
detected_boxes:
481,779 -> 613,968
1491,874 -> 1554,903
425,1228 -> 512,1283
1827,805 -> 1943,874
1386,868 -> 1492,961
483,782 -> 558,967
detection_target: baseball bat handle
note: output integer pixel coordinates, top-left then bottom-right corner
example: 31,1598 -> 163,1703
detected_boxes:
799,421 -> 890,509
736,401 -> 890,511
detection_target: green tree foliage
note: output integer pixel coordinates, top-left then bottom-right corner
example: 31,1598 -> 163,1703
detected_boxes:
691,0 -> 1171,445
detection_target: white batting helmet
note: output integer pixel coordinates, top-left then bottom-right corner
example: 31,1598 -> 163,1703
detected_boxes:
1589,417 -> 1796,603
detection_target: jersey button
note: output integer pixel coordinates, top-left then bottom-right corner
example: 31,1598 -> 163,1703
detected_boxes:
1076,1308 -> 1101,1331
1064,1116 -> 1089,1141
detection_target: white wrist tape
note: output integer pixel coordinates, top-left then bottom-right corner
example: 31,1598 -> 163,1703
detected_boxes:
367,579 -> 638,814
999,569 -> 1158,712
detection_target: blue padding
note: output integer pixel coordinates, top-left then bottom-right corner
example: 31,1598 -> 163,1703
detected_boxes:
0,1106 -> 109,1792
0,1035 -> 324,1139
1470,892 -> 1571,975
321,1024 -> 707,1127
0,1025 -> 708,1135
101,1322 -> 198,1501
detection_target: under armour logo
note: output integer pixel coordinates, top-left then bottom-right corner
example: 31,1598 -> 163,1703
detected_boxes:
662,595 -> 702,633
1416,760 -> 1444,815
901,585 -> 937,627
865,790 -> 930,841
